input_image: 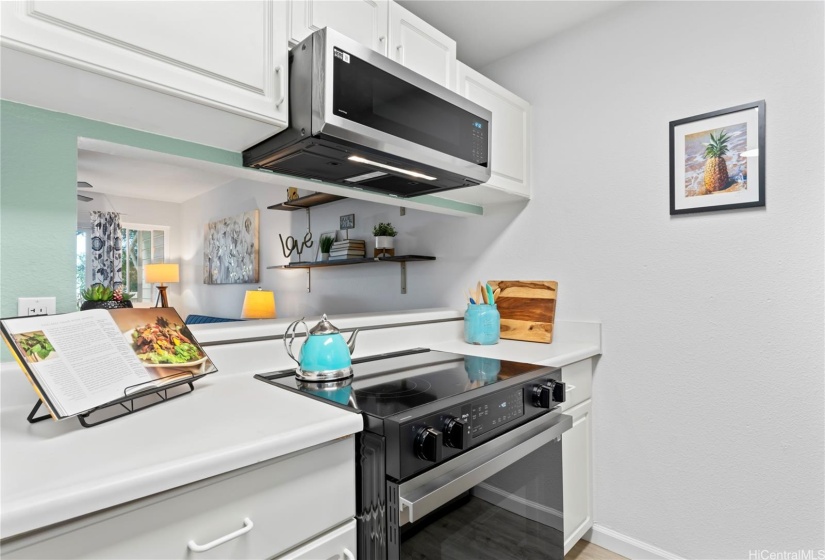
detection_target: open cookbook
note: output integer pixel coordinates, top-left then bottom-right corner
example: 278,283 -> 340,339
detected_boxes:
1,307 -> 217,420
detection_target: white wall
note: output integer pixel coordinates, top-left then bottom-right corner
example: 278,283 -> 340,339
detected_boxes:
179,177 -> 528,319
480,1 -> 824,557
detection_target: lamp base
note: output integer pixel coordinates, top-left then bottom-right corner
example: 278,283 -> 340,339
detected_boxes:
155,285 -> 169,308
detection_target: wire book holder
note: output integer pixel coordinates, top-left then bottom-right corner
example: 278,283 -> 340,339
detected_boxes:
27,371 -> 207,428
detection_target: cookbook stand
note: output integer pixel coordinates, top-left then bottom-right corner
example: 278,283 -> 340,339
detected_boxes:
27,371 -> 208,428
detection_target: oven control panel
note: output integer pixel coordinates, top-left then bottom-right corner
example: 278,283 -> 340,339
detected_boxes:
397,372 -> 564,480
470,388 -> 524,438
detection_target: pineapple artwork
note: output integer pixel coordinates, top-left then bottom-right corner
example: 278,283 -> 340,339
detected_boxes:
684,122 -> 748,197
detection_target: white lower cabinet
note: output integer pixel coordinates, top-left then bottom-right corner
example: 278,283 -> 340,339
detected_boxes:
562,399 -> 593,555
0,438 -> 355,560
276,518 -> 356,560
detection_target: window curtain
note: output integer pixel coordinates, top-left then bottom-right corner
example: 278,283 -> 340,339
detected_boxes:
89,211 -> 123,289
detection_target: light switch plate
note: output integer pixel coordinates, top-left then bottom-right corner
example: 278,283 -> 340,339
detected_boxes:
17,297 -> 56,316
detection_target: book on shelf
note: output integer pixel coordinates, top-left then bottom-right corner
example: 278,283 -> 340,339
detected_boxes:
0,307 -> 217,420
329,253 -> 366,260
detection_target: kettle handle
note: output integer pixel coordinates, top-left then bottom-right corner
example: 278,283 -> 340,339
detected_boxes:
284,318 -> 308,366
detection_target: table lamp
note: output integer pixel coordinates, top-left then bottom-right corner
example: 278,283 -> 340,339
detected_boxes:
242,288 -> 276,319
144,263 -> 180,308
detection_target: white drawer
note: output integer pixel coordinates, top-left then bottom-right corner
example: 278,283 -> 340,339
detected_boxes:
2,438 -> 355,560
276,518 -> 356,560
559,358 -> 592,410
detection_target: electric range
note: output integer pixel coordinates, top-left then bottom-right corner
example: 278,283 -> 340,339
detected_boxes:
256,348 -> 571,560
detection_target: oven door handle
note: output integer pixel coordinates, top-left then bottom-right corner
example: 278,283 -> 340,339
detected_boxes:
398,412 -> 572,524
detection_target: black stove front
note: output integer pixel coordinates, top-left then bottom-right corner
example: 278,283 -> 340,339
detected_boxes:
256,349 -> 571,560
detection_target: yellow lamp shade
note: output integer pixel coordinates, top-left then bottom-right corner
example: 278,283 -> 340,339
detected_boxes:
242,289 -> 276,319
144,263 -> 180,284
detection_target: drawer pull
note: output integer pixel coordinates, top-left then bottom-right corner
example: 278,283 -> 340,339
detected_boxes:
342,549 -> 355,560
565,384 -> 576,392
187,517 -> 254,552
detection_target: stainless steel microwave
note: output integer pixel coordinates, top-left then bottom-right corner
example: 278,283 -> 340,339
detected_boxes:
242,28 -> 492,198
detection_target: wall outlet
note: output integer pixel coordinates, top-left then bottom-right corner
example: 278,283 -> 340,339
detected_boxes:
17,297 -> 57,316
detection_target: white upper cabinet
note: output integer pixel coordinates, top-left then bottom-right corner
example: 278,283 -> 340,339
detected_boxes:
290,0 -> 388,55
434,62 -> 531,207
388,2 -> 456,90
0,1 -> 289,150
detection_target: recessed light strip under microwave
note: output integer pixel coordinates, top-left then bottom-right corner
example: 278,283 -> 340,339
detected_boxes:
348,156 -> 437,181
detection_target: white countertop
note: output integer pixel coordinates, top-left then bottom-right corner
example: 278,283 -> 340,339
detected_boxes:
0,370 -> 362,539
0,308 -> 599,541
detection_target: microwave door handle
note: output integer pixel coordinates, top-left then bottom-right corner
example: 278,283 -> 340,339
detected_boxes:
398,412 -> 572,524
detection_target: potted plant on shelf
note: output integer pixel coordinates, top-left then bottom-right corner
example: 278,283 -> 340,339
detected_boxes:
319,235 -> 335,262
373,222 -> 397,258
80,285 -> 133,311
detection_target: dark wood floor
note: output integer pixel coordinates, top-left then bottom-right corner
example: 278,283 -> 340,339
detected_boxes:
401,496 -> 564,560
400,496 -> 627,560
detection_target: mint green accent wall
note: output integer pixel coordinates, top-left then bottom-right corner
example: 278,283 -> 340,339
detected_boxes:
0,101 -> 482,360
0,101 -> 239,331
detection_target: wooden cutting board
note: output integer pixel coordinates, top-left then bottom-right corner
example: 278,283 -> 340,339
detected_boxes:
488,280 -> 558,343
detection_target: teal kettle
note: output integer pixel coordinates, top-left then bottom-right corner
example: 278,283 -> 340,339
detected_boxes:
284,315 -> 359,381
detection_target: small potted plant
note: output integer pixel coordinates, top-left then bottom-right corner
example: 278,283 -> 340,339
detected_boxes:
372,222 -> 397,258
80,285 -> 133,311
319,235 -> 335,262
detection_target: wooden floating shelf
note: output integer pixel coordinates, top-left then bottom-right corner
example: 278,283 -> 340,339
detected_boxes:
267,256 -> 435,294
267,192 -> 345,211
268,255 -> 435,269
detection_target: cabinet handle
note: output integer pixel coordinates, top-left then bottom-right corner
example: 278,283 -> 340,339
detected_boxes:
187,518 -> 254,552
396,44 -> 404,62
342,549 -> 355,560
275,66 -> 286,107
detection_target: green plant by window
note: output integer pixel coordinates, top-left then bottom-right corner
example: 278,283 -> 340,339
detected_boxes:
81,285 -> 132,302
320,235 -> 335,253
372,222 -> 398,237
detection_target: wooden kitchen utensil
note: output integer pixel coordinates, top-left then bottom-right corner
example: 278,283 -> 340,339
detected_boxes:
487,281 -> 557,343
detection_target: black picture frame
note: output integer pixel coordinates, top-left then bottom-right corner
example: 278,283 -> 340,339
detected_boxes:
340,213 -> 355,230
669,100 -> 765,215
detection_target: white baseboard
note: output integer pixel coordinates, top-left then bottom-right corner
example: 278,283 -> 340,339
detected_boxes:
584,524 -> 686,560
472,482 -> 564,532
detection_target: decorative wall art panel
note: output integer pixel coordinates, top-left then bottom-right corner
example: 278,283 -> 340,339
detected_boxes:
203,210 -> 259,284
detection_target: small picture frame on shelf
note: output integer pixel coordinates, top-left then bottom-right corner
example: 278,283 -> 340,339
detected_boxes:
340,214 -> 355,230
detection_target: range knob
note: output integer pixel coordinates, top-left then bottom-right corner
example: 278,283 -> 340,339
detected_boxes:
442,416 -> 468,449
532,381 -> 566,408
414,427 -> 443,462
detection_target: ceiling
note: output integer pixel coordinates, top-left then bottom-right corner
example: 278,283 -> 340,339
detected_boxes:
396,0 -> 626,68
77,149 -> 237,203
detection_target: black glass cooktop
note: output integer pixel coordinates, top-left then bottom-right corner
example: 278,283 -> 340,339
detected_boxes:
256,349 -> 539,419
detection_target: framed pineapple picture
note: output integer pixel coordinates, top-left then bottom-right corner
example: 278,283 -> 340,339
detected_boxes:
670,100 -> 765,215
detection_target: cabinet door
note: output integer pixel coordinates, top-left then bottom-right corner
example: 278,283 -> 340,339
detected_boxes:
456,62 -> 531,199
562,400 -> 593,555
290,0 -> 388,55
388,2 -> 456,89
0,1 -> 289,132
277,518 -> 356,560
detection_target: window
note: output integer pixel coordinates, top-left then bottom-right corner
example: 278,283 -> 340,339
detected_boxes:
76,224 -> 168,308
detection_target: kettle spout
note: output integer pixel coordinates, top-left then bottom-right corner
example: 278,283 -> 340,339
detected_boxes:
346,329 -> 360,355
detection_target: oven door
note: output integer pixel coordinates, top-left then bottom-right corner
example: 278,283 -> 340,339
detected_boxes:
391,412 -> 572,560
